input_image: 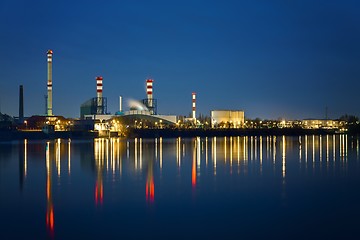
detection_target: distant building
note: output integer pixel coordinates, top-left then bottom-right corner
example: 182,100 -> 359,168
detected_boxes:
23,115 -> 71,131
211,110 -> 245,128
302,119 -> 339,129
277,120 -> 302,128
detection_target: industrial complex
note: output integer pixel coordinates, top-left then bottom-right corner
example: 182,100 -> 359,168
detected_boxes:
0,49 -> 356,139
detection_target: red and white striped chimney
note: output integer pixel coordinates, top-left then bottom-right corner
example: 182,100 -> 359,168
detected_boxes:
192,92 -> 196,121
96,76 -> 103,114
146,79 -> 153,108
96,76 -> 103,98
47,50 -> 53,116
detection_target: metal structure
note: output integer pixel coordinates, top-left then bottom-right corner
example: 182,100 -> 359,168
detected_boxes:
80,97 -> 107,119
79,76 -> 108,119
142,79 -> 157,115
47,50 -> 53,116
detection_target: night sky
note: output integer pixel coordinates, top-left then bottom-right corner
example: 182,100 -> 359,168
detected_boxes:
1,0 -> 359,119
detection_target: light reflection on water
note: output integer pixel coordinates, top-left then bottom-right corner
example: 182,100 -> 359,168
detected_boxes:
0,134 -> 359,239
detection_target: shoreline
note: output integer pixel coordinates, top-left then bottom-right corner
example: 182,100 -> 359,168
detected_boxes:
129,128 -> 343,138
0,128 -> 354,141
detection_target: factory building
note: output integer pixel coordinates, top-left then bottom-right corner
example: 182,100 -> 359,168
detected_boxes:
211,110 -> 245,128
302,119 -> 339,129
79,77 -> 177,136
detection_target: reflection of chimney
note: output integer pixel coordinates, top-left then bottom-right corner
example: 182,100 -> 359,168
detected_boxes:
192,141 -> 196,189
46,142 -> 54,236
192,92 -> 196,121
19,85 -> 24,123
146,159 -> 154,203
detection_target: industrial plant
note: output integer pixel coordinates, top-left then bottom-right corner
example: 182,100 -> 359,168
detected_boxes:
78,75 -> 177,136
0,49 -> 358,140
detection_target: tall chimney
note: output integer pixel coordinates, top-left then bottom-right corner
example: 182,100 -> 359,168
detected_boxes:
146,79 -> 153,108
192,92 -> 196,121
47,50 -> 53,116
19,85 -> 24,123
96,76 -> 103,114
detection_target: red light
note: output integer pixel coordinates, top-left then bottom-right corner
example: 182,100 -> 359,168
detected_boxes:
146,178 -> 154,202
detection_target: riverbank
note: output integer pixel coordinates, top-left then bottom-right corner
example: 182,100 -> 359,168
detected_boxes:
1,128 -> 351,141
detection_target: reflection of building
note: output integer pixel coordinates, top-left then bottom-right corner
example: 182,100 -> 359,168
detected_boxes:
302,119 -> 339,129
211,110 -> 245,128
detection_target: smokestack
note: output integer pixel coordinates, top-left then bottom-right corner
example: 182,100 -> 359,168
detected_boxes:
19,85 -> 24,123
119,96 -> 123,112
96,76 -> 103,114
47,50 -> 53,116
146,79 -> 154,109
192,92 -> 196,121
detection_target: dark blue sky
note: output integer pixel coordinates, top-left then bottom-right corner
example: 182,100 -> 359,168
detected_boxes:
1,0 -> 359,119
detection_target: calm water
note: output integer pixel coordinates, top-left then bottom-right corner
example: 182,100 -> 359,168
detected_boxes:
1,135 -> 360,239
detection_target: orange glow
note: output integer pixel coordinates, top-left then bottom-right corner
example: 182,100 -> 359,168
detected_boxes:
146,178 -> 155,202
146,159 -> 155,203
95,182 -> 103,205
192,152 -> 196,188
45,142 -> 54,236
46,205 -> 54,232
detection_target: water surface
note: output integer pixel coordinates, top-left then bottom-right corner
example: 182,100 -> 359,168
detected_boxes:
0,135 -> 360,239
